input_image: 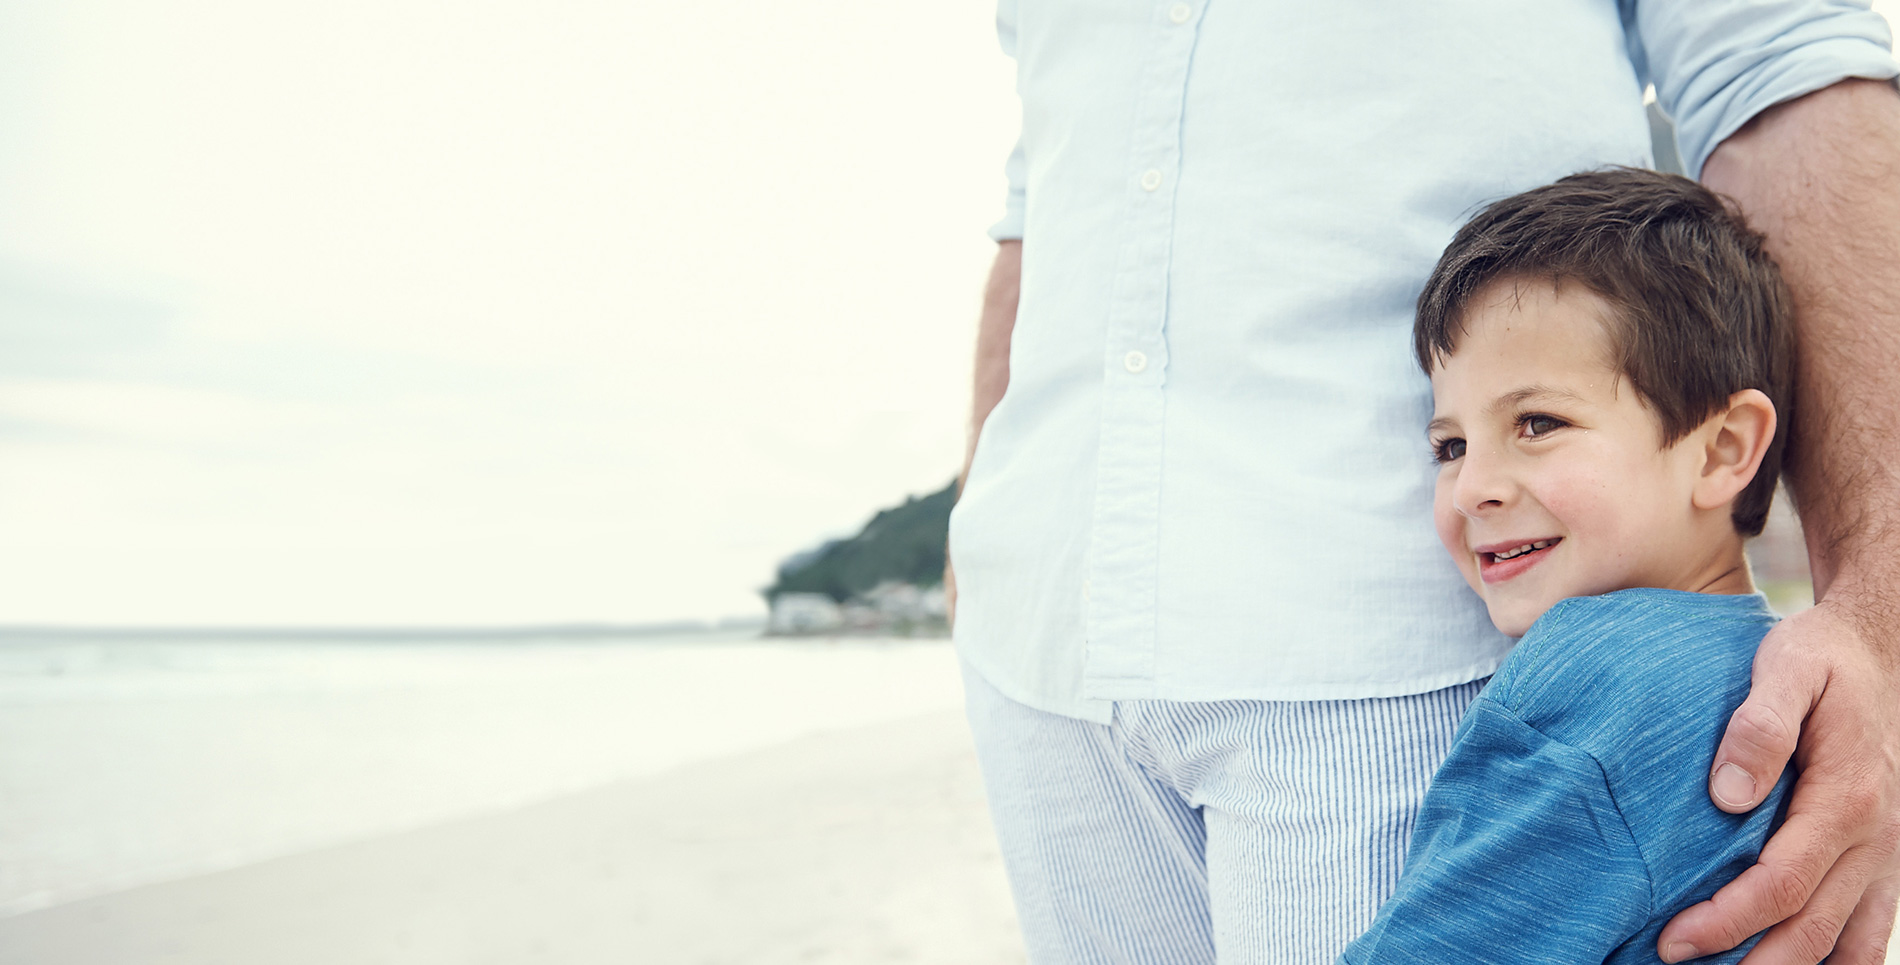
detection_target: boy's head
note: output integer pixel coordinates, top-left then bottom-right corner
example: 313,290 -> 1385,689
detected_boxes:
1414,168 -> 1795,636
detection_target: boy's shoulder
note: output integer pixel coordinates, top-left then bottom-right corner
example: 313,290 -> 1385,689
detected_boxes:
1467,589 -> 1790,929
1483,589 -> 1778,756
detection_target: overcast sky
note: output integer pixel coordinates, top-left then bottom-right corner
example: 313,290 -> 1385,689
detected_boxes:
1,3 -> 1894,627
0,0 -> 1015,626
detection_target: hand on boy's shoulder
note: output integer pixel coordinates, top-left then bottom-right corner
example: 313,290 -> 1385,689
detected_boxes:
1658,598 -> 1900,964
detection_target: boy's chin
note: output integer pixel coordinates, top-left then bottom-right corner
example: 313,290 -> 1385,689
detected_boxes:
1483,600 -> 1544,639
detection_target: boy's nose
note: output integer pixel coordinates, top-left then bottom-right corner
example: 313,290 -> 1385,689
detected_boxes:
1452,449 -> 1512,516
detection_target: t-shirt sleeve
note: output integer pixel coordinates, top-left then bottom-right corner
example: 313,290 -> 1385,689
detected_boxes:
1339,699 -> 1653,965
1623,0 -> 1899,178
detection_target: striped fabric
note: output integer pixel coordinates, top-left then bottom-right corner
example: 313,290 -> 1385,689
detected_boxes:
963,663 -> 1484,964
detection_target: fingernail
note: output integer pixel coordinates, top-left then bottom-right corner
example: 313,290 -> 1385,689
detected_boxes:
1712,762 -> 1757,808
1661,940 -> 1700,963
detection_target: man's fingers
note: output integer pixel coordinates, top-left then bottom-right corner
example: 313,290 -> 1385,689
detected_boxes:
1712,644 -> 1818,813
1660,807 -> 1856,961
1819,871 -> 1898,965
1662,864 -> 1797,960
1735,844 -> 1888,965
1713,699 -> 1797,810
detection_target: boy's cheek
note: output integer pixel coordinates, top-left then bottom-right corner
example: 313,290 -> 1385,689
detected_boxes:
1431,492 -> 1481,594
1449,550 -> 1482,596
1524,462 -> 1612,522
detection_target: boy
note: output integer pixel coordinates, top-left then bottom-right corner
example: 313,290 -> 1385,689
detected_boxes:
1341,168 -> 1797,964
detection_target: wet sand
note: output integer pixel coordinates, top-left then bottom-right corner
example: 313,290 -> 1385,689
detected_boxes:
0,710 -> 1025,964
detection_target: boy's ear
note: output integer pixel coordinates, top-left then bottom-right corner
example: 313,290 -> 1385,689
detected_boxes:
1691,389 -> 1777,512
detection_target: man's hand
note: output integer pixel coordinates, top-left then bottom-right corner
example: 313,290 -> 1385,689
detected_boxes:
1665,77 -> 1900,965
1657,600 -> 1900,964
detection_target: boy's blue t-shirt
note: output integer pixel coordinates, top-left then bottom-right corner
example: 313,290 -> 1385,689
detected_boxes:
1341,588 -> 1790,965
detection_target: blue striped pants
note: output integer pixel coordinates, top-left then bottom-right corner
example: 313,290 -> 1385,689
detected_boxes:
962,664 -> 1485,964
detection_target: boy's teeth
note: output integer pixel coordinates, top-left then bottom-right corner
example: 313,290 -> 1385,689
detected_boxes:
1493,540 -> 1553,561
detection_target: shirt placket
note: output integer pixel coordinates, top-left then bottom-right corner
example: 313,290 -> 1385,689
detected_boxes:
1083,0 -> 1203,698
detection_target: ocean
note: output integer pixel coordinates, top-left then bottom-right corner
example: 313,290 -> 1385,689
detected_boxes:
0,630 -> 964,917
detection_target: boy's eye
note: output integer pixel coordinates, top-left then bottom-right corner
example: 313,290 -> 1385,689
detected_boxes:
1432,438 -> 1467,463
1521,414 -> 1566,438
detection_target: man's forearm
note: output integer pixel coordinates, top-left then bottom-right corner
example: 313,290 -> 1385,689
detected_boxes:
1702,79 -> 1900,626
1665,76 -> 1900,965
960,239 -> 1023,491
946,240 -> 1021,621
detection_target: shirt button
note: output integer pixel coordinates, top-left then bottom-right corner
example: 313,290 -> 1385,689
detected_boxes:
1140,169 -> 1162,191
1124,350 -> 1148,373
1169,3 -> 1192,23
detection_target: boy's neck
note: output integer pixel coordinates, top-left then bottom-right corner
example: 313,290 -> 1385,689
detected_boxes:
1674,526 -> 1757,596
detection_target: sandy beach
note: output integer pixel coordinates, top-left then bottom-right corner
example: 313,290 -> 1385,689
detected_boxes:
3,631 -> 1892,964
0,709 -> 1024,964
0,632 -> 1024,962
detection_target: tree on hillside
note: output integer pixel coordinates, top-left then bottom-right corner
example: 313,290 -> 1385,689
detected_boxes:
765,479 -> 956,604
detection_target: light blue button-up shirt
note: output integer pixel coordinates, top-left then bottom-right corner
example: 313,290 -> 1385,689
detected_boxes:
949,0 -> 1897,723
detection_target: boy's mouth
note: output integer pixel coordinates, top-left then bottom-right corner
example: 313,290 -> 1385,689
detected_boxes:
1476,537 -> 1562,583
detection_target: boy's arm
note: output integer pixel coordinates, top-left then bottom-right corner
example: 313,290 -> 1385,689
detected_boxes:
1659,78 -> 1900,965
1341,699 -> 1651,965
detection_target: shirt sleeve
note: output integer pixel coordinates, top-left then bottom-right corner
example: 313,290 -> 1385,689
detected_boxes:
988,137 -> 1026,242
1624,0 -> 1900,178
1339,699 -> 1653,965
987,0 -> 1026,243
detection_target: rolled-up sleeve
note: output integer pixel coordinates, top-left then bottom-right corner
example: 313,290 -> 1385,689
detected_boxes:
988,0 -> 1026,242
989,137 -> 1026,242
1628,0 -> 1899,178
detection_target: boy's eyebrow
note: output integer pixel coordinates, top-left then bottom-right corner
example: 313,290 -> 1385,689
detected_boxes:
1488,384 -> 1590,413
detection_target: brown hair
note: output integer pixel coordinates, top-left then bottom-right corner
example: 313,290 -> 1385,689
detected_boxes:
1415,167 -> 1795,537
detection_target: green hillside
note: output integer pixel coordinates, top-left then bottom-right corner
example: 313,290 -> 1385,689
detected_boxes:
766,479 -> 956,603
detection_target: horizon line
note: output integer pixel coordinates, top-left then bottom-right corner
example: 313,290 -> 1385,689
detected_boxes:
0,616 -> 768,642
